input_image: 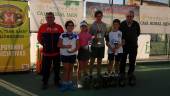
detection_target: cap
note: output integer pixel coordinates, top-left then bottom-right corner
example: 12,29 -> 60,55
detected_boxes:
80,20 -> 88,27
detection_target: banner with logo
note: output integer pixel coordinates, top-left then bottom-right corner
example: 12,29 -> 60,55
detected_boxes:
0,1 -> 30,72
140,6 -> 170,34
86,2 -> 140,26
29,0 -> 83,32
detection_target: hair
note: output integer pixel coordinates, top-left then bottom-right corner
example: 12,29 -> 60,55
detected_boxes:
94,10 -> 103,17
65,20 -> 74,28
129,10 -> 134,14
113,19 -> 120,24
45,12 -> 54,17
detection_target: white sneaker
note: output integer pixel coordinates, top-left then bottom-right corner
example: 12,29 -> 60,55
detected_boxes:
77,83 -> 83,88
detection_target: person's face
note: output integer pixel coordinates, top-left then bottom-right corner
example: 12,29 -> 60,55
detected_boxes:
95,13 -> 103,22
113,22 -> 120,31
66,23 -> 74,32
46,14 -> 55,25
126,12 -> 134,22
80,25 -> 88,32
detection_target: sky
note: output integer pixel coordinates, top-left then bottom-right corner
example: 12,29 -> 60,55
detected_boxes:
86,0 -> 123,4
85,0 -> 169,5
145,0 -> 169,4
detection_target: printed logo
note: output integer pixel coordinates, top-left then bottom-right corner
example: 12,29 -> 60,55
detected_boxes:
0,4 -> 25,28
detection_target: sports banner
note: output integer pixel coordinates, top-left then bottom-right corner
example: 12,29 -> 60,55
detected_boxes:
29,0 -> 83,32
0,1 -> 30,72
140,6 -> 170,34
86,2 -> 140,26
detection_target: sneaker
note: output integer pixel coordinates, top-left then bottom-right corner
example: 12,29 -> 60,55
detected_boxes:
68,81 -> 76,91
55,81 -> 61,87
82,75 -> 92,89
77,81 -> 83,88
78,83 -> 83,88
59,83 -> 68,92
41,84 -> 48,90
128,74 -> 136,86
119,74 -> 126,87
119,80 -> 125,87
114,73 -> 119,77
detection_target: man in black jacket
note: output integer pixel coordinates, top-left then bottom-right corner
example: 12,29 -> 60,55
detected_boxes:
119,10 -> 140,86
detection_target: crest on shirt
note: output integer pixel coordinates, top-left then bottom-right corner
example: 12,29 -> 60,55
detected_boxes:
111,39 -> 115,45
62,33 -> 77,40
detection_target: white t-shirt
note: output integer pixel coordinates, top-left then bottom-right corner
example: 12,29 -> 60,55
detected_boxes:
60,32 -> 79,56
108,30 -> 123,55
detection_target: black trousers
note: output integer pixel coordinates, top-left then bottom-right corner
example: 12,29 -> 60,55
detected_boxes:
42,55 -> 60,85
119,46 -> 137,75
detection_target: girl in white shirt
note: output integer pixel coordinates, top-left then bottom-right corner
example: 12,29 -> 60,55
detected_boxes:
58,20 -> 79,91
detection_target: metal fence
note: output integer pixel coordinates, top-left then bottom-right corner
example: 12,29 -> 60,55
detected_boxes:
149,34 -> 170,56
138,33 -> 170,61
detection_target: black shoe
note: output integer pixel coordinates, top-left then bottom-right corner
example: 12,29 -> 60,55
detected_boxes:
119,79 -> 125,87
55,82 -> 61,87
41,84 -> 48,90
119,74 -> 126,87
55,81 -> 60,86
128,74 -> 136,86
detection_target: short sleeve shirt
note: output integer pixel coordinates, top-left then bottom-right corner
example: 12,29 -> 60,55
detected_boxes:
79,32 -> 92,47
59,32 -> 79,56
89,21 -> 107,47
108,30 -> 123,54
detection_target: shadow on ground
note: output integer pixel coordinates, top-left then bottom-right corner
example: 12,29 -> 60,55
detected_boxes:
0,62 -> 170,96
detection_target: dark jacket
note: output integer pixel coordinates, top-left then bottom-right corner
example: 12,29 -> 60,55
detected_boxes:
120,20 -> 140,48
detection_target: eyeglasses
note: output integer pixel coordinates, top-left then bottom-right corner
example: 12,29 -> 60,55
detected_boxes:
68,25 -> 74,26
46,15 -> 54,18
127,15 -> 133,18
96,15 -> 102,17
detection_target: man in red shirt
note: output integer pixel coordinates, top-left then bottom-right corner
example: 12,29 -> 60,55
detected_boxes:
37,12 -> 64,90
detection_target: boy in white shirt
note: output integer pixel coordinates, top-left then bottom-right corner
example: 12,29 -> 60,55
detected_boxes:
106,19 -> 124,75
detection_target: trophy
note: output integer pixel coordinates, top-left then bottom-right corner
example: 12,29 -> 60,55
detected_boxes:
114,41 -> 118,48
83,45 -> 89,50
88,39 -> 93,52
67,39 -> 73,52
114,41 -> 118,55
82,38 -> 89,50
96,30 -> 102,45
67,34 -> 75,52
